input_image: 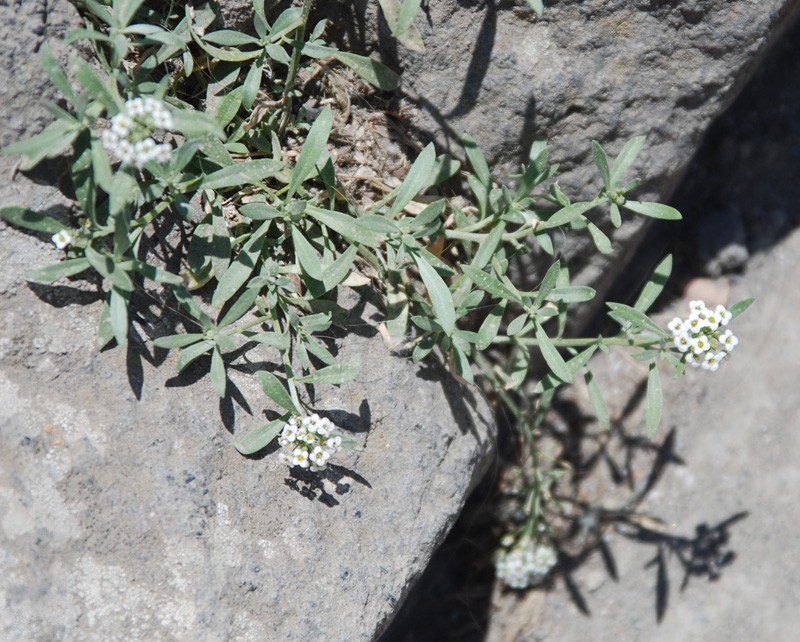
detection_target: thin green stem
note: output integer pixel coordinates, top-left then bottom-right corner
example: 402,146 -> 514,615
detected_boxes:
278,0 -> 313,133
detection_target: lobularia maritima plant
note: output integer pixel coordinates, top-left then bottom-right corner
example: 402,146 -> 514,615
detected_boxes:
1,0 -> 753,590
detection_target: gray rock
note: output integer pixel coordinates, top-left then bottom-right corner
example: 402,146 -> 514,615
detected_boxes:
0,3 -> 494,641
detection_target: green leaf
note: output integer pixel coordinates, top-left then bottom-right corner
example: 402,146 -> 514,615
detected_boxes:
26,257 -> 90,282
646,361 -> 662,438
71,56 -> 118,112
269,6 -> 303,41
392,0 -> 423,38
202,30 -> 261,46
254,0 -> 268,39
287,105 -> 332,200
202,159 -> 284,190
525,0 -> 544,16
592,140 -> 611,190
210,346 -> 227,398
233,419 -> 285,455
463,133 -> 491,190
461,264 -> 521,303
292,227 -> 324,281
545,200 -> 598,228
211,220 -> 270,308
239,203 -> 281,220
389,143 -> 435,217
536,321 -> 572,384
296,362 -> 360,385
306,205 -> 383,248
506,313 -> 529,337
170,109 -> 226,140
356,214 -> 401,235
242,58 -> 263,110
115,0 -> 145,28
176,339 -> 214,373
0,206 -> 67,234
609,202 -> 622,228
172,284 -> 215,331
609,136 -> 646,188
215,86 -> 243,128
1,120 -> 79,171
451,340 -> 474,384
546,286 -> 596,303
153,333 -> 205,349
322,244 -> 358,292
376,0 -> 426,52
476,301 -> 506,350
218,286 -> 259,328
633,254 -> 672,313
248,331 -> 290,351
606,302 -> 667,336
411,251 -> 456,336
534,261 -> 561,309
471,221 -> 505,270
135,262 -> 183,286
587,221 -> 612,254
39,40 -> 78,107
584,369 -> 610,429
623,200 -> 682,220
505,344 -> 530,390
255,370 -> 297,412
97,300 -> 115,350
109,286 -> 129,347
729,297 -> 754,319
331,51 -> 400,91
412,333 -> 437,363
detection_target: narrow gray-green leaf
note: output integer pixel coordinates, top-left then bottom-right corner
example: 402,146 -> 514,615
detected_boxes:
233,419 -> 284,455
623,200 -> 682,220
633,254 -> 672,313
40,40 -> 78,106
172,283 -> 215,330
255,370 -> 298,412
332,51 -> 400,91
592,140 -> 611,190
292,227 -> 324,281
389,143 -> 435,217
210,346 -> 227,397
218,286 -> 259,328
153,333 -> 205,349
0,206 -> 68,234
392,0 -> 423,38
609,135 -> 646,188
545,200 -> 597,228
729,297 -> 755,319
476,300 -> 506,350
287,105 -> 332,200
587,221 -> 612,254
109,287 -> 129,347
471,220 -> 505,270
376,0 -> 426,52
534,260 -> 561,309
215,86 -> 243,129
306,205 -> 383,248
295,363 -> 360,385
584,369 -> 610,428
463,133 -> 491,190
322,244 -> 358,292
176,339 -> 214,372
606,302 -> 666,336
525,0 -> 544,16
546,285 -> 596,303
536,321 -> 572,384
203,159 -> 284,190
211,220 -> 270,308
646,361 -> 662,438
26,257 -> 90,282
411,251 -> 456,336
461,264 -> 521,303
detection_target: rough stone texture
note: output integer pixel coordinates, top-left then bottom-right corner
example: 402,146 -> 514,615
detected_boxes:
0,3 -> 494,640
0,218 -> 494,642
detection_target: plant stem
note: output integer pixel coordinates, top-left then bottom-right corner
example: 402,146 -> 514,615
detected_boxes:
492,335 -> 661,348
278,0 -> 313,134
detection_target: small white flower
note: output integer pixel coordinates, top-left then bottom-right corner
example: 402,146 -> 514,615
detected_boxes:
281,422 -> 297,442
115,139 -> 135,164
151,108 -> 173,130
315,418 -> 331,437
689,299 -> 706,311
691,335 -> 711,354
702,351 -> 722,371
717,305 -> 732,326
720,330 -> 738,352
126,97 -> 146,117
110,113 -> 133,138
153,143 -> 172,164
685,315 -> 704,333
101,128 -> 120,150
278,451 -> 292,466
673,331 -> 691,353
134,137 -> 157,164
52,229 -> 72,249
326,435 -> 342,453
310,446 -> 330,468
704,310 -> 721,331
500,534 -> 516,548
685,351 -> 702,368
142,96 -> 161,115
292,447 -> 310,469
668,317 -> 685,335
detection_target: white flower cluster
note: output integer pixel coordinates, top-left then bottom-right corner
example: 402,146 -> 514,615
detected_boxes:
52,229 -> 72,250
101,97 -> 173,167
668,299 -> 738,371
496,536 -> 558,589
277,414 -> 343,472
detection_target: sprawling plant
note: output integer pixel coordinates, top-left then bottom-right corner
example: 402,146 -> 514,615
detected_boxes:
1,0 -> 751,589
